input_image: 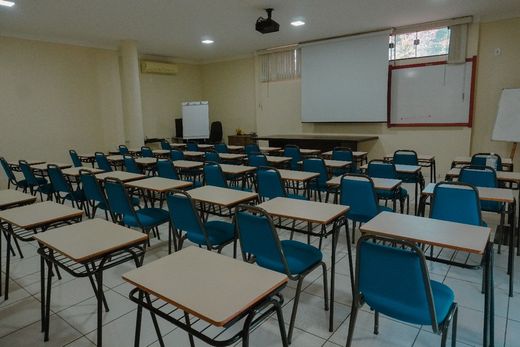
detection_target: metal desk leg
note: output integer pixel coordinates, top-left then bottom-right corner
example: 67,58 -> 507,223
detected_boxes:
483,242 -> 495,347
134,290 -> 144,347
4,226 -> 12,300
329,222 -> 339,332
95,270 -> 104,347
508,200 -> 516,296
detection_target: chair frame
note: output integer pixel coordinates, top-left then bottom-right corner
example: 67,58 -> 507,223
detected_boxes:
19,160 -> 52,201
69,149 -> 83,168
367,159 -> 410,214
1,157 -> 24,190
471,153 -> 503,171
47,164 -> 83,209
79,169 -> 109,220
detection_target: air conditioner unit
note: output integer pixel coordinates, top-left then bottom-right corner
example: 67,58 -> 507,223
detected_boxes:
140,60 -> 178,75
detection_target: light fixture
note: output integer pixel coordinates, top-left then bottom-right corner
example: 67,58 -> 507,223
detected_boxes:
201,39 -> 214,45
0,1 -> 15,7
290,20 -> 305,27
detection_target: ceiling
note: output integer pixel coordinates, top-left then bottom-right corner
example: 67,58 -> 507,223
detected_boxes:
1,0 -> 519,62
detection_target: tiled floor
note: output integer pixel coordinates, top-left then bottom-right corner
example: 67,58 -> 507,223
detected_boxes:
1,182 -> 519,346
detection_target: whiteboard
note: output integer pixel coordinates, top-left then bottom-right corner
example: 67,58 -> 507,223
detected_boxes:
492,88 -> 520,142
182,101 -> 209,139
389,61 -> 473,125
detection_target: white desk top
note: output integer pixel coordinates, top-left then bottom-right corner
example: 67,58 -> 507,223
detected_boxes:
265,155 -> 291,164
446,168 -> 520,183
125,177 -> 192,192
62,167 -> 104,177
0,201 -> 83,229
361,163 -> 421,174
277,169 -> 319,182
0,190 -> 36,210
172,160 -> 204,169
188,186 -> 257,207
95,171 -> 146,182
219,164 -> 256,175
183,151 -> 205,157
219,153 -> 246,160
31,163 -> 72,171
257,197 -> 348,224
326,176 -> 402,191
422,183 -> 515,203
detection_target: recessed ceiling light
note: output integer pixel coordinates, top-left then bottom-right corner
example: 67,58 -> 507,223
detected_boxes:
0,1 -> 15,7
291,20 -> 305,27
201,39 -> 214,45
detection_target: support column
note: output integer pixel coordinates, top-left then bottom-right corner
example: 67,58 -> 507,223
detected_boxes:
119,40 -> 144,147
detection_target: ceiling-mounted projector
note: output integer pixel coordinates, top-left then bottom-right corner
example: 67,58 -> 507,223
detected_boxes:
256,8 -> 279,34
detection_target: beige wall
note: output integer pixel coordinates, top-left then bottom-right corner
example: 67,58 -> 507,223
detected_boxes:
471,18 -> 520,169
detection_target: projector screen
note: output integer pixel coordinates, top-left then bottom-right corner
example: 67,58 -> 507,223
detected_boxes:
301,31 -> 390,122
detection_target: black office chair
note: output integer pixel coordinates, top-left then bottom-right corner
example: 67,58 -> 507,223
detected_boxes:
209,121 -> 223,144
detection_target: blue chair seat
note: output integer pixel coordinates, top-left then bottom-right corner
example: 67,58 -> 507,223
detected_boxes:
123,208 -> 169,228
376,187 -> 408,200
15,179 -> 29,189
186,220 -> 235,246
287,193 -> 307,200
367,279 -> 454,325
258,240 -> 322,275
347,205 -> 392,224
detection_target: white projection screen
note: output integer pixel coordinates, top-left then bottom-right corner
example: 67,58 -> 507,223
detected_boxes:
301,31 -> 390,122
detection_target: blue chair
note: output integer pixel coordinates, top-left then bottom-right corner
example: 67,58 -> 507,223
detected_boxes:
331,147 -> 356,174
215,143 -> 228,153
79,170 -> 109,219
430,181 -> 483,226
245,143 -> 260,156
339,174 -> 392,243
248,153 -> 268,167
118,145 -> 130,155
123,155 -> 142,174
1,157 -> 27,191
186,142 -> 199,152
95,152 -> 112,172
104,177 -> 170,242
393,149 -> 425,214
283,145 -> 301,170
256,167 -> 306,201
471,153 -> 502,171
459,166 -> 502,213
141,146 -> 154,158
236,205 -> 328,343
346,235 -> 458,347
367,160 -> 409,213
203,163 -> 227,188
160,140 -> 171,151
47,164 -> 85,208
166,190 -> 235,255
69,150 -> 82,168
157,160 -> 179,180
302,158 -> 330,202
19,160 -> 53,200
204,151 -> 221,163
170,150 -> 185,161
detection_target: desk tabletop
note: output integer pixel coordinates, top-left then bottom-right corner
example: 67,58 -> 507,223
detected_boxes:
260,146 -> 282,153
299,148 -> 321,155
135,157 -> 157,165
361,212 -> 490,254
125,177 -> 192,192
31,163 -> 72,171
266,155 -> 291,164
446,168 -> 520,183
152,149 -> 170,155
197,144 -> 214,149
219,164 -> 256,175
227,145 -> 244,151
123,246 -> 287,326
95,171 -> 146,182
257,197 -> 348,224
321,151 -> 368,158
172,160 -> 204,169
34,219 -> 148,263
326,176 -> 402,191
183,151 -> 205,157
0,190 -> 37,210
421,183 -> 515,203
219,153 -> 246,160
452,156 -> 513,166
77,153 -> 97,159
361,163 -> 421,174
188,186 -> 257,207
383,154 -> 435,162
323,159 -> 351,169
277,169 -> 319,182
107,155 -> 124,161
170,143 -> 187,148
62,167 -> 104,177
8,160 -> 45,167
0,201 -> 83,229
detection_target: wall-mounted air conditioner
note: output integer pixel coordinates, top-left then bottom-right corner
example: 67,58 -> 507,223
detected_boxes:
140,60 -> 178,75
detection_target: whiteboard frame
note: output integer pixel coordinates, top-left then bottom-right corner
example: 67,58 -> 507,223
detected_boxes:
387,56 -> 477,127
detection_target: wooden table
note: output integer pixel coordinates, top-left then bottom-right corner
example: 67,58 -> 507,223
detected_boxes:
35,219 -> 148,346
62,167 -> 104,177
0,201 -> 83,299
266,155 -> 291,166
219,153 -> 246,162
0,189 -> 36,210
125,177 -> 193,207
95,170 -> 146,182
183,151 -> 205,160
260,146 -> 282,153
361,211 -> 494,347
123,246 -> 288,346
172,159 -> 204,170
384,154 -> 437,182
452,156 -> 514,171
188,186 -> 258,209
257,197 -> 349,332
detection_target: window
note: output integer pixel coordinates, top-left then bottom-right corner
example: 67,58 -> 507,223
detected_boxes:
259,49 -> 301,82
389,27 -> 450,60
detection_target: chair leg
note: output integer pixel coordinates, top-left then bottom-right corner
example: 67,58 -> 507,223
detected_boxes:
451,306 -> 458,347
321,262 -> 329,311
351,221 -> 356,244
373,311 -> 379,334
498,210 -> 505,254
287,277 -> 305,344
345,301 -> 359,347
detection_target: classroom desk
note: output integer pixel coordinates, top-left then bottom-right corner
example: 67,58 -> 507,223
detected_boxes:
170,143 -> 187,149
123,246 -> 288,347
384,154 -> 437,183
95,170 -> 146,182
227,145 -> 244,152
361,211 -> 494,347
106,154 -> 124,162
419,183 -> 516,296
152,149 -> 170,158
219,153 -> 246,162
61,167 -> 104,177
0,189 -> 37,210
197,144 -> 214,151
260,146 -> 282,153
125,177 -> 192,207
135,157 -> 158,167
452,156 -> 514,171
265,155 -> 291,166
183,151 -> 206,160
172,159 -> 204,170
256,197 -> 349,332
77,153 -> 97,166
31,162 -> 72,172
327,176 -> 403,205
321,151 -> 368,166
8,160 -> 46,172
276,169 -> 320,199
188,186 -> 258,209
0,201 -> 83,299
35,219 -> 148,346
219,164 -> 256,189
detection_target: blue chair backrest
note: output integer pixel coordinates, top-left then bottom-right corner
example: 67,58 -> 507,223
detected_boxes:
0,157 -> 16,181
119,145 -> 129,155
367,160 -> 397,179
283,145 -> 301,170
257,167 -> 285,199
203,163 -> 227,188
19,160 -> 40,186
95,152 -> 112,172
357,235 -> 437,326
471,153 -> 502,171
160,141 -> 171,151
170,150 -> 184,161
459,166 -> 497,188
340,175 -> 378,217
303,158 -> 328,186
141,146 -> 154,158
430,182 -> 482,226
236,207 -> 289,274
245,143 -> 260,155
393,150 -> 419,166
104,178 -> 135,216
248,153 -> 268,167
48,165 -> 71,194
332,148 -> 354,162
80,171 -> 105,203
157,160 -> 178,180
205,151 -> 220,163
187,142 -> 199,151
215,143 -> 228,153
69,150 -> 82,167
166,192 -> 206,238
124,155 -> 141,174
